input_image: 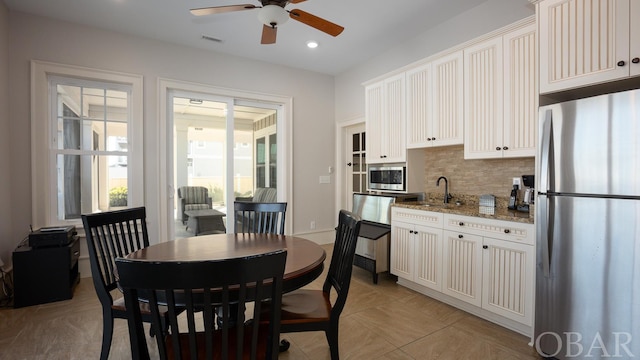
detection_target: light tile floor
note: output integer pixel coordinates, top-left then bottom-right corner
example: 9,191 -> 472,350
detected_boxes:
0,243 -> 541,359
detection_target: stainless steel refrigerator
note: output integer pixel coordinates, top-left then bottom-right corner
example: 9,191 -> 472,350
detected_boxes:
535,89 -> 640,359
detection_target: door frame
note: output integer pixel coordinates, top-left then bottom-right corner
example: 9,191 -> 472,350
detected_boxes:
158,78 -> 293,241
335,117 -> 365,222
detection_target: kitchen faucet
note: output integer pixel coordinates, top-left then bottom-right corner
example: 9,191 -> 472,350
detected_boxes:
436,176 -> 452,204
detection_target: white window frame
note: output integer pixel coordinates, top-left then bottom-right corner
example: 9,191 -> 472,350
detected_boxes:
31,60 -> 144,228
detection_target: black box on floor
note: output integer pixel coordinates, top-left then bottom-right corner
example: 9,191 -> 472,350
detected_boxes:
12,237 -> 80,308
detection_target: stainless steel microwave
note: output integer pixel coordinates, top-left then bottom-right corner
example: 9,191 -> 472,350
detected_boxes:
368,164 -> 406,191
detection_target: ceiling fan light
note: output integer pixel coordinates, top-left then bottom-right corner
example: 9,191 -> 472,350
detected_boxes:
258,5 -> 289,27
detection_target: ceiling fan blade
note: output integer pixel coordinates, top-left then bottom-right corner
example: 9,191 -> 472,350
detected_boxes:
289,9 -> 344,37
261,25 -> 277,44
190,4 -> 258,16
288,0 -> 307,3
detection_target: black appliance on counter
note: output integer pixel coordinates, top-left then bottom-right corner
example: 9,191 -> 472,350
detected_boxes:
351,192 -> 423,284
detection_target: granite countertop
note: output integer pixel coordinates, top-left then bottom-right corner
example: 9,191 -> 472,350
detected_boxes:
392,198 -> 534,224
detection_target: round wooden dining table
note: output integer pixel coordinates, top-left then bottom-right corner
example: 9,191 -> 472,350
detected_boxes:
124,232 -> 327,293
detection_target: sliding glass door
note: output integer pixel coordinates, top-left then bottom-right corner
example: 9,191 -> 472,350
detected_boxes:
169,91 -> 280,238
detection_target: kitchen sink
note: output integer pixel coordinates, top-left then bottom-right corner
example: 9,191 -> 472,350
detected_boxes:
419,203 -> 448,208
419,201 -> 464,209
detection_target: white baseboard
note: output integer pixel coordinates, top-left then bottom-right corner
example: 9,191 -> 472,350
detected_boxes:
292,229 -> 335,245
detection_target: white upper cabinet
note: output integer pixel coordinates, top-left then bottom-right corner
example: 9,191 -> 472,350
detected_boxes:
464,23 -> 537,159
406,51 -> 464,148
538,0 -> 640,93
502,24 -> 538,158
365,73 -> 406,164
464,36 -> 504,159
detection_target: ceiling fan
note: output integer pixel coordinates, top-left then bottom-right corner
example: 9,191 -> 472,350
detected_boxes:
190,0 -> 345,44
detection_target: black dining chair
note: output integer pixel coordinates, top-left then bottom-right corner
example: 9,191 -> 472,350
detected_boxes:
261,209 -> 362,360
234,201 -> 287,235
82,207 -> 171,360
116,249 -> 287,360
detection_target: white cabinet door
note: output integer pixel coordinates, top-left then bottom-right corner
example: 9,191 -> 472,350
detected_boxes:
391,221 -> 442,290
482,237 -> 534,326
365,74 -> 406,163
383,74 -> 406,163
406,63 -> 432,148
442,230 -> 483,307
464,36 -> 504,159
502,23 -> 537,158
390,222 -> 413,280
538,0 -> 631,93
365,82 -> 384,162
413,224 -> 443,291
406,51 -> 463,149
431,51 -> 464,147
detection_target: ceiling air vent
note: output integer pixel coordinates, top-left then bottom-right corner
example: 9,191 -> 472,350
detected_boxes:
201,35 -> 223,43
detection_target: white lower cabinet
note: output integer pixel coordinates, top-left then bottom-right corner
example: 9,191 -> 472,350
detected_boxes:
442,230 -> 483,307
391,207 -> 535,333
481,237 -> 534,326
390,208 -> 443,292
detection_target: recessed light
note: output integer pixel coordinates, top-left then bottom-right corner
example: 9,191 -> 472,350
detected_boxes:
306,41 -> 318,49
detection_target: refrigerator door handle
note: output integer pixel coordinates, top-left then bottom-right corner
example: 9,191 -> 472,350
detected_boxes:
538,108 -> 554,277
537,194 -> 552,277
539,109 -> 553,193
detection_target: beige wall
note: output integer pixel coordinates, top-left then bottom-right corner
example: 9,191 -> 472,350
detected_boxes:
421,145 -> 535,201
0,2 -> 12,267
4,12 -> 337,262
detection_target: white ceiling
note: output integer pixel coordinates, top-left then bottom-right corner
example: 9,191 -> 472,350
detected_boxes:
3,0 -> 487,75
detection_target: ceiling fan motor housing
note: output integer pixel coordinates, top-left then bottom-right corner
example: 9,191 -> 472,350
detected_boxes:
258,4 -> 289,27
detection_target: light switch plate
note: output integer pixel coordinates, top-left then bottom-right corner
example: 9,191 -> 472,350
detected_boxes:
319,176 -> 331,184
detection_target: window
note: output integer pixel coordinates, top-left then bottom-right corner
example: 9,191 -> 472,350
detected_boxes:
31,61 -> 143,227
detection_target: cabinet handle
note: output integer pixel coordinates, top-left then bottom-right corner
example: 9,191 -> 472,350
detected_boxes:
503,146 -> 509,150
458,222 -> 464,226
496,147 -> 501,151
427,138 -> 432,141
458,234 -> 463,239
483,245 -> 488,249
617,60 -> 626,67
432,137 -> 436,141
633,57 -> 640,64
504,229 -> 510,234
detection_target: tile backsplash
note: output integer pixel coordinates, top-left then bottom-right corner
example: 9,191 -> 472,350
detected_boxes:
420,145 -> 535,201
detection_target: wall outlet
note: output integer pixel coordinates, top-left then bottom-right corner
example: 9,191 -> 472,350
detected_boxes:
512,177 -> 521,188
310,221 -> 316,230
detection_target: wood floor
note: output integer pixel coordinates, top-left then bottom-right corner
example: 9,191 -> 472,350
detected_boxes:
0,243 -> 541,359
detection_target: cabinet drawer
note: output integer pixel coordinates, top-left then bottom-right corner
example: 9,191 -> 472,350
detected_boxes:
443,214 -> 534,245
392,207 -> 443,228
